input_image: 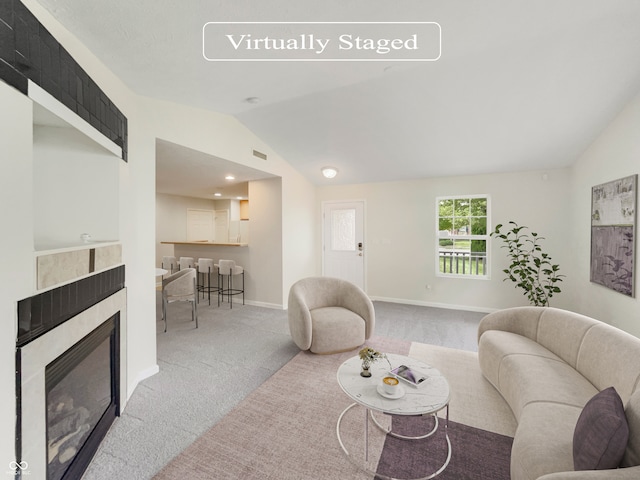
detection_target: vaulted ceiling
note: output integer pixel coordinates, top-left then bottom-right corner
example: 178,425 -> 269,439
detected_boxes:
35,0 -> 640,195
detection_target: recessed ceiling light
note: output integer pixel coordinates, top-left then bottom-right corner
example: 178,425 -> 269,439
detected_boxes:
225,175 -> 235,180
244,97 -> 260,104
321,166 -> 338,179
236,196 -> 243,200
214,193 -> 222,197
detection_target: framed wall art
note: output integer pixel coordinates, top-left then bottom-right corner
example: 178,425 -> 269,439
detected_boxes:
590,174 -> 637,297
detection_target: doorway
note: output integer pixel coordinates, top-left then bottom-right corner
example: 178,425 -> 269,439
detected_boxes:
322,201 -> 365,289
186,209 -> 214,241
214,209 -> 229,243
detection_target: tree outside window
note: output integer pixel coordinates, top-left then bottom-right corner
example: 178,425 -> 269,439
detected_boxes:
437,195 -> 489,277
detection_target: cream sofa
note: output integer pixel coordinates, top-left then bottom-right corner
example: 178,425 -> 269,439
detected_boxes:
477,306 -> 640,479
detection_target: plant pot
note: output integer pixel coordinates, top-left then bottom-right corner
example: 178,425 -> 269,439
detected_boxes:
360,359 -> 372,377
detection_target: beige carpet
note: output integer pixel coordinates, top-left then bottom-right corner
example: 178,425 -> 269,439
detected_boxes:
409,343 -> 517,437
154,338 -> 516,479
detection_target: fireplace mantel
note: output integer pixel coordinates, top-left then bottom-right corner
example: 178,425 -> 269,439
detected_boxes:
34,242 -> 122,292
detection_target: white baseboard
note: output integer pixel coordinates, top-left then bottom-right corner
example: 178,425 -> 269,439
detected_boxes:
137,364 -> 160,382
221,295 -> 491,314
243,300 -> 284,309
369,296 -> 496,314
124,364 -> 160,408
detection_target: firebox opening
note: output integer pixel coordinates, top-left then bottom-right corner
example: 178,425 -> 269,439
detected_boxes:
44,314 -> 120,480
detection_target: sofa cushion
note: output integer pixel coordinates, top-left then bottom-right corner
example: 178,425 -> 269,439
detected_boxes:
573,387 -> 629,471
500,353 -> 598,419
576,324 -> 640,404
479,331 -> 598,420
511,402 -> 582,480
535,309 -> 599,368
310,307 -> 365,354
478,330 -> 562,392
623,390 -> 640,467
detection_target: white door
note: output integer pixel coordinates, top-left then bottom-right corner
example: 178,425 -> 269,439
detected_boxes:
322,201 -> 365,289
214,209 -> 230,243
187,209 -> 214,241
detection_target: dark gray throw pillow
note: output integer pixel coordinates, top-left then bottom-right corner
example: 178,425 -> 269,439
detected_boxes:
573,387 -> 629,471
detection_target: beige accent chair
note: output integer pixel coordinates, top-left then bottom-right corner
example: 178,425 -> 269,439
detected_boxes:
288,276 -> 375,354
161,268 -> 198,332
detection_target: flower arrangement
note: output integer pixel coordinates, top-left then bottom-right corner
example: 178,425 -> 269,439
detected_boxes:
359,346 -> 385,363
358,347 -> 391,377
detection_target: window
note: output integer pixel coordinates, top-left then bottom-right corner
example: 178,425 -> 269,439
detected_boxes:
437,195 -> 489,278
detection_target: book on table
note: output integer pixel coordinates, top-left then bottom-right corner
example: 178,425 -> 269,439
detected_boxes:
389,364 -> 430,388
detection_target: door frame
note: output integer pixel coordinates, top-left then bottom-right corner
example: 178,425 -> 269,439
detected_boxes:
321,199 -> 367,291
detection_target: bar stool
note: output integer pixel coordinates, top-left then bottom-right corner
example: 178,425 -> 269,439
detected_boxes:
196,258 -> 218,305
161,256 -> 176,274
179,256 -> 194,270
217,259 -> 245,308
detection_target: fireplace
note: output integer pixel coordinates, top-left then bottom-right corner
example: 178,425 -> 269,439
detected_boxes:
16,266 -> 127,480
45,315 -> 119,480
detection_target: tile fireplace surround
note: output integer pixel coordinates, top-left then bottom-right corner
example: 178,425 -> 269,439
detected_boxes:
17,245 -> 127,480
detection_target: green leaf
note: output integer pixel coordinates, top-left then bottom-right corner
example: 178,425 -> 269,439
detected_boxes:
492,220 -> 563,307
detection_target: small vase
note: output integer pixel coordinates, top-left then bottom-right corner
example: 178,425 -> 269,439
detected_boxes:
360,358 -> 372,377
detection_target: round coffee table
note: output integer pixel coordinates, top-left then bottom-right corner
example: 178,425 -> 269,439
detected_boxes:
336,353 -> 451,479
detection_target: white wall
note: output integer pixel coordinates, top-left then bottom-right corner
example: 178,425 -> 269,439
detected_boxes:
281,172 -> 318,305
245,177 -> 283,306
317,168 -> 573,312
33,125 -> 120,250
0,80 -> 34,470
568,90 -> 640,336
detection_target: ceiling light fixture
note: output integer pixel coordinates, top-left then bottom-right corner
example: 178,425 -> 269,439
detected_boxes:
214,193 -> 222,197
321,166 -> 338,179
244,97 -> 260,104
225,175 -> 235,180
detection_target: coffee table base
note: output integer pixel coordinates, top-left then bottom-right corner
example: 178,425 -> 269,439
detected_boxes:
336,402 -> 451,480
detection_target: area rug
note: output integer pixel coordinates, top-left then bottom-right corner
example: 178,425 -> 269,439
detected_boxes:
154,337 -> 516,480
375,416 -> 513,480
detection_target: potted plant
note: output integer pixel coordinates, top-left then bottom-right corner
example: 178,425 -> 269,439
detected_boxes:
491,221 -> 564,307
358,347 -> 390,377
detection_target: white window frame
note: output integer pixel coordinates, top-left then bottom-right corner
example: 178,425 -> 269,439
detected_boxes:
436,194 -> 490,279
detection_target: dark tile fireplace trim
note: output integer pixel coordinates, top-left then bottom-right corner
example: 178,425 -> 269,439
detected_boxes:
0,0 -> 128,160
17,265 -> 125,347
